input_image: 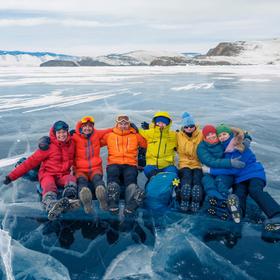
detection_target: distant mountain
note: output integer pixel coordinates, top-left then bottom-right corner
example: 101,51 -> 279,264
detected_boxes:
193,38 -> 280,65
0,50 -> 78,67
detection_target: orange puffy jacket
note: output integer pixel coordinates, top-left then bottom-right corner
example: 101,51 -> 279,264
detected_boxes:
102,127 -> 147,166
72,121 -> 112,174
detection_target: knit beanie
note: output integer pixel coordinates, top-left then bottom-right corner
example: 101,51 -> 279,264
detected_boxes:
202,125 -> 216,138
181,112 -> 195,127
53,120 -> 69,132
216,124 -> 232,136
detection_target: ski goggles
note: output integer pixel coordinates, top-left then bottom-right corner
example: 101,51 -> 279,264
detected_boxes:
116,115 -> 130,123
81,116 -> 95,124
53,120 -> 69,132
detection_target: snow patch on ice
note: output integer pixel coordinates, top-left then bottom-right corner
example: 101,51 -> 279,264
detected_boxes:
239,78 -> 271,82
0,154 -> 28,168
171,82 -> 214,91
0,229 -> 14,280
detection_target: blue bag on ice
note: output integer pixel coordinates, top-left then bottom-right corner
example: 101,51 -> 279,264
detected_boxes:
145,172 -> 179,212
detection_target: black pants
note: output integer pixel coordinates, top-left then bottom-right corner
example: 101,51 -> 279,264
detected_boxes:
233,178 -> 280,218
179,167 -> 203,187
77,174 -> 105,194
107,164 -> 138,187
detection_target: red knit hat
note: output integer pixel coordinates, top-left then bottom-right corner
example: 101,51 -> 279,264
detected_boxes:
202,125 -> 217,138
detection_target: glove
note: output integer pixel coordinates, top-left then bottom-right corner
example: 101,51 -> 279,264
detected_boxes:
70,129 -> 76,136
130,123 -> 139,133
38,136 -> 50,151
141,121 -> 149,130
231,157 -> 245,169
3,176 -> 12,185
202,165 -> 210,174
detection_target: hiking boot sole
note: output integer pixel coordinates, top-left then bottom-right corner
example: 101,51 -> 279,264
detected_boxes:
265,223 -> 280,232
227,195 -> 241,224
96,186 -> 108,211
48,197 -> 70,221
79,188 -> 93,214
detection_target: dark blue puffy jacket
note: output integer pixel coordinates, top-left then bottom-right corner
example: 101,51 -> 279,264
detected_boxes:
210,147 -> 266,184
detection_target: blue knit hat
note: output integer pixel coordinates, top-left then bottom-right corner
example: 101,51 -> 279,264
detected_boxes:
181,112 -> 195,127
154,116 -> 170,125
53,120 -> 69,132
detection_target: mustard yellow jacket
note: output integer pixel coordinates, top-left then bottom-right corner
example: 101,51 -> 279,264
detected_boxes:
139,112 -> 177,169
177,127 -> 203,169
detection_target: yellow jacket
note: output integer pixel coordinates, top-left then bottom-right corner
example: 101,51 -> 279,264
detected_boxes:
139,112 -> 177,169
177,127 -> 203,169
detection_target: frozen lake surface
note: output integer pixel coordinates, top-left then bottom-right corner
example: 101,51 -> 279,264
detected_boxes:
0,66 -> 280,279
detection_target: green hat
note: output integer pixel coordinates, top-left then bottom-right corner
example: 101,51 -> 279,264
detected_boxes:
216,124 -> 232,135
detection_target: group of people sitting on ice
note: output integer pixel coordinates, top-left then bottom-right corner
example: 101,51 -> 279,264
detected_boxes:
3,111 -> 280,232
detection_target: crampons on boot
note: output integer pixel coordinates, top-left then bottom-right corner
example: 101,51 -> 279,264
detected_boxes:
180,184 -> 192,212
107,182 -> 120,214
207,207 -> 230,221
95,185 -> 108,211
264,215 -> 280,232
47,197 -> 70,221
124,184 -> 145,216
227,194 -> 241,223
79,187 -> 93,214
191,185 -> 202,213
208,196 -> 227,209
68,199 -> 81,211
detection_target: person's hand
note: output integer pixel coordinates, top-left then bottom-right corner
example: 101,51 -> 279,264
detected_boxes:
3,176 -> 12,185
202,165 -> 210,174
141,121 -> 149,130
69,129 -> 76,136
38,136 -> 50,151
231,157 -> 245,168
130,123 -> 139,133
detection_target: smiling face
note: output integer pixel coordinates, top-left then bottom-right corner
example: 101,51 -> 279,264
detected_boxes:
156,121 -> 167,129
183,125 -> 196,133
56,129 -> 68,142
218,132 -> 231,142
117,120 -> 130,131
81,123 -> 94,135
205,132 -> 218,143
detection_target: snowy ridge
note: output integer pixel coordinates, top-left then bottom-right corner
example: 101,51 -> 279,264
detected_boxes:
0,50 -> 78,67
196,38 -> 280,65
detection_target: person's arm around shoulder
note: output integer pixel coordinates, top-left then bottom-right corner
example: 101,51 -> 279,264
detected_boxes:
136,133 -> 147,149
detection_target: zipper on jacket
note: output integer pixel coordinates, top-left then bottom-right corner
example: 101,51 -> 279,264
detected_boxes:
87,139 -> 93,173
156,130 -> 163,168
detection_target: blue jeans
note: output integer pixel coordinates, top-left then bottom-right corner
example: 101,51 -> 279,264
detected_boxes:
144,165 -> 178,179
202,174 -> 233,200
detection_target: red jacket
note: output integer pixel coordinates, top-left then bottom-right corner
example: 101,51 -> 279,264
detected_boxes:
8,127 -> 75,182
72,121 -> 112,173
102,127 -> 147,166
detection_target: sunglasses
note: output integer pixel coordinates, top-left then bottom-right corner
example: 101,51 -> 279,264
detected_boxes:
184,125 -> 195,129
81,116 -> 94,124
116,115 -> 130,123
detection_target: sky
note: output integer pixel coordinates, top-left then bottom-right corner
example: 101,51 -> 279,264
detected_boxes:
0,0 -> 279,57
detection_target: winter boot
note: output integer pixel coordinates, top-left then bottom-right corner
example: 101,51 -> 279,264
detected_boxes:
207,207 -> 230,221
190,185 -> 202,213
79,187 -> 93,214
227,194 -> 241,223
124,184 -> 145,216
264,214 -> 280,232
107,182 -> 121,214
62,183 -> 78,199
180,184 -> 192,212
208,196 -> 228,209
95,185 -> 108,211
47,197 -> 70,221
42,191 -> 58,212
68,199 -> 81,211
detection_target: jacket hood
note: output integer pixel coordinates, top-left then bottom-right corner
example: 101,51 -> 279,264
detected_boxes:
151,111 -> 172,131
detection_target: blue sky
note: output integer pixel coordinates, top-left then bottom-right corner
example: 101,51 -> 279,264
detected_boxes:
0,0 -> 279,56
